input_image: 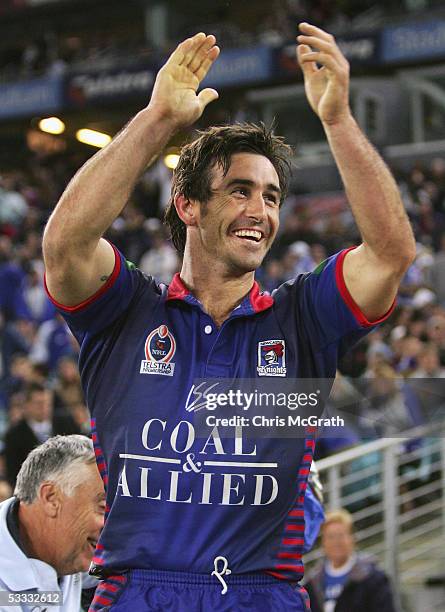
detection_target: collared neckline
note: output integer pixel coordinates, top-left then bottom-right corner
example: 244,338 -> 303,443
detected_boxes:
166,273 -> 274,317
0,497 -> 60,592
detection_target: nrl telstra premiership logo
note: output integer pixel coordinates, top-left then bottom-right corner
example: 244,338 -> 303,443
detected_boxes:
140,324 -> 176,376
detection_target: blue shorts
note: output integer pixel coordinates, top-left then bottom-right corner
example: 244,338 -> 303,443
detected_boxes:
89,570 -> 311,611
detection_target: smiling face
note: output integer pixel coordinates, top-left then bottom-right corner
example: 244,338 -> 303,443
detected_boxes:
190,153 -> 281,275
54,462 -> 105,574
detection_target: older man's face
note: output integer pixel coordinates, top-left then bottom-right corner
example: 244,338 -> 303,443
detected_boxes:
55,463 -> 105,575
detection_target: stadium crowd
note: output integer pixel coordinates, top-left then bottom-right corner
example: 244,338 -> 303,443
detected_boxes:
0,0 -> 410,83
1,145 -> 445,491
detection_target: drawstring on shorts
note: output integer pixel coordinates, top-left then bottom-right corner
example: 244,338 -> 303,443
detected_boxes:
211,556 -> 231,594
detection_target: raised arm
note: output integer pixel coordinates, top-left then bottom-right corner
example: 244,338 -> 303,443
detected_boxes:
297,22 -> 416,321
43,33 -> 219,306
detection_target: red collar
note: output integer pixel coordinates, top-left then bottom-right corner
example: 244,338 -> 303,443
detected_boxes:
166,273 -> 273,314
166,273 -> 190,301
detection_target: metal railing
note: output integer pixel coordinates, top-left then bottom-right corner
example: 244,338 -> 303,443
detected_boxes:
304,420 -> 445,610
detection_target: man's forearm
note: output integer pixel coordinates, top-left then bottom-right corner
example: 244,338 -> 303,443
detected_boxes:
297,22 -> 415,317
43,33 -> 219,306
45,106 -> 175,251
322,114 -> 415,264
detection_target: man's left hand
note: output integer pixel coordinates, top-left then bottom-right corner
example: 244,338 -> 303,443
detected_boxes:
297,23 -> 351,126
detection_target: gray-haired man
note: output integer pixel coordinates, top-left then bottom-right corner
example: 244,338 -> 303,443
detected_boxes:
0,435 -> 105,611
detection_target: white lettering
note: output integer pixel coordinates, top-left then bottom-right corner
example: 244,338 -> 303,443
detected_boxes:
200,426 -> 226,455
170,421 -> 195,453
167,470 -> 192,503
252,474 -> 278,506
234,426 -> 256,456
243,392 -> 254,411
199,472 -> 214,504
139,467 -> 161,500
141,419 -> 166,451
220,473 -> 245,505
117,465 -> 132,497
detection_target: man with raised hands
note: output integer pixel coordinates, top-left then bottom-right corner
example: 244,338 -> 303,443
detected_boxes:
43,24 -> 414,612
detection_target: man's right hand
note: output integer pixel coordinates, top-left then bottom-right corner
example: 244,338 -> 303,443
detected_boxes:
43,33 -> 220,309
148,33 -> 220,129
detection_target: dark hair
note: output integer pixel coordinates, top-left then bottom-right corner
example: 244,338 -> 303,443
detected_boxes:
25,382 -> 47,402
164,122 -> 293,254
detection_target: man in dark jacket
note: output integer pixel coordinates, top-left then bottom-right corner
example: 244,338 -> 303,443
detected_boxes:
305,509 -> 397,612
4,382 -> 80,486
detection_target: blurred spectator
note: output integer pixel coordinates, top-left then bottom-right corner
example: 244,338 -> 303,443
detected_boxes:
53,356 -> 83,411
108,204 -> 151,265
281,247 -> 301,280
396,335 -> 423,375
139,229 -> 179,284
0,175 -> 28,231
258,12 -> 286,46
366,329 -> 393,369
0,354 -> 36,403
258,259 -> 285,292
0,480 -> 12,503
426,314 -> 445,364
0,244 -> 32,322
29,313 -> 76,374
311,243 -> 327,266
288,241 -> 316,275
69,402 -> 91,436
426,232 -> 445,305
137,160 -> 172,218
314,373 -> 364,459
22,262 -> 56,324
6,392 -> 26,426
362,364 -> 424,437
0,454 -> 5,480
3,383 -> 80,487
398,243 -> 434,307
410,343 -> 445,378
305,509 -> 397,612
405,308 -> 427,340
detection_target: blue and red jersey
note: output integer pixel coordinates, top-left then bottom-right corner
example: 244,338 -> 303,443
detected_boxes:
46,245 -> 391,584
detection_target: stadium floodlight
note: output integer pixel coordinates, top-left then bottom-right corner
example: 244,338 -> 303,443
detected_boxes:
164,153 -> 180,169
76,128 -> 112,148
38,117 -> 65,135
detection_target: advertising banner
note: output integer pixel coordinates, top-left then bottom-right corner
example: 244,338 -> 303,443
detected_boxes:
65,66 -> 155,108
382,20 -> 445,63
276,32 -> 380,78
65,46 -> 274,109
202,45 -> 273,88
0,76 -> 63,119
0,0 -> 67,10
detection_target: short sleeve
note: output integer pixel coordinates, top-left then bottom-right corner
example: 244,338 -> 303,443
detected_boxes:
303,248 -> 395,348
273,248 -> 395,355
44,244 -> 142,340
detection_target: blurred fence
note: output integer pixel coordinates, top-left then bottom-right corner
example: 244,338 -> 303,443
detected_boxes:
304,419 -> 445,611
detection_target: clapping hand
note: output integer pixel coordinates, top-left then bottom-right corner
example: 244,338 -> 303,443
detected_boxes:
149,33 -> 220,129
297,23 -> 351,126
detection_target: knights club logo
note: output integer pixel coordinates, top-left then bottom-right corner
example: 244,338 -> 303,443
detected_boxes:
257,339 -> 287,377
140,325 -> 176,376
